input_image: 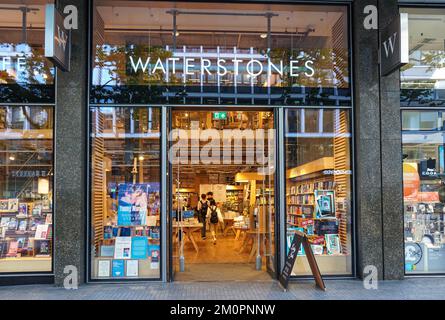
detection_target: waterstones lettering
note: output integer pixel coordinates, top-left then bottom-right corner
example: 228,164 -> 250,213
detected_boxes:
129,52 -> 315,80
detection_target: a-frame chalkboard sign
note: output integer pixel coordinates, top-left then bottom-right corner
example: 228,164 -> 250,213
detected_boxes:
279,230 -> 326,291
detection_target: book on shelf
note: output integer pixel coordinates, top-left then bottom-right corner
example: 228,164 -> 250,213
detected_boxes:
35,224 -> 49,239
18,203 -> 28,216
34,239 -> 51,256
6,241 -> 18,257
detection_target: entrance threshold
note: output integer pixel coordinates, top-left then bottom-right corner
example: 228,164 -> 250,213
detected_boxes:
173,263 -> 273,282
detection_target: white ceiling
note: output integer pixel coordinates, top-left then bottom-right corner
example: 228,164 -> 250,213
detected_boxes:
96,2 -> 345,37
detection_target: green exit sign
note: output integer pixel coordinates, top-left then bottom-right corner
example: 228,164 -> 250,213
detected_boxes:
213,112 -> 227,120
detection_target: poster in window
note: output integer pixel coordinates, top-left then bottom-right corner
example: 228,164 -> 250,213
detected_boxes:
114,237 -> 132,259
98,260 -> 110,277
126,260 -> 138,277
112,260 -> 125,277
117,183 -> 159,226
131,236 -> 148,259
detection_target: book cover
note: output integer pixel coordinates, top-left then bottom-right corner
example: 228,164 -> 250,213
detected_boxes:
7,218 -> 17,230
17,219 -> 27,232
114,237 -> 132,259
100,245 -> 114,257
117,183 -> 150,226
45,213 -> 53,225
325,234 -> 341,255
112,260 -> 125,277
150,249 -> 160,269
18,203 -> 28,216
311,244 -> 324,255
0,200 -> 8,211
103,226 -> 113,239
112,227 -> 119,237
34,240 -> 50,256
8,199 -> 18,211
131,236 -> 148,259
17,237 -> 26,249
35,224 -> 49,239
32,206 -> 42,217
0,241 -> 8,258
6,241 -> 18,257
126,260 -> 138,277
0,217 -> 10,228
98,260 -> 111,277
150,226 -> 160,239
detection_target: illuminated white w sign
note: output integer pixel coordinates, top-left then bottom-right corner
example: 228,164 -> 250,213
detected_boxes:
383,32 -> 397,58
55,26 -> 68,51
45,4 -> 71,72
380,13 -> 409,76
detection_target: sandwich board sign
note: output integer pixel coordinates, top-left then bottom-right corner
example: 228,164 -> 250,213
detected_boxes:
279,230 -> 326,291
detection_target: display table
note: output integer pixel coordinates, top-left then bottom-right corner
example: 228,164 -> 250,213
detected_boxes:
239,230 -> 268,261
173,221 -> 203,253
223,218 -> 237,237
234,227 -> 248,241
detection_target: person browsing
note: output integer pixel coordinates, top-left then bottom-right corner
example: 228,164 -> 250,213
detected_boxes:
206,199 -> 223,245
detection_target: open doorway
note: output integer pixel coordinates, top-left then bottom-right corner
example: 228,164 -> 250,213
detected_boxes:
170,109 -> 276,281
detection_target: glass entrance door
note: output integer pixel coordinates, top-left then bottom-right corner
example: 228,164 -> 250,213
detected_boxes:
168,108 -> 277,281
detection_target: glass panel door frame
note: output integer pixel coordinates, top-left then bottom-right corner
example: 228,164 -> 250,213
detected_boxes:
166,105 -> 280,281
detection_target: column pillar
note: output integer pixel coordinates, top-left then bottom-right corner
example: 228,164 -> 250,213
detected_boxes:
378,0 -> 405,280
353,0 -> 384,279
54,0 -> 88,286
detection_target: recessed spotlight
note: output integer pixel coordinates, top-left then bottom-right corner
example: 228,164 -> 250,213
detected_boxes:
9,155 -> 15,161
260,33 -> 268,39
138,155 -> 145,161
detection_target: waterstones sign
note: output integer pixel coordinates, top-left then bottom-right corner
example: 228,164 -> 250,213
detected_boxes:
44,4 -> 71,72
380,13 -> 409,76
128,48 -> 315,84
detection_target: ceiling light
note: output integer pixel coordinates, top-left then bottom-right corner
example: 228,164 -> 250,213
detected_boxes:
138,155 -> 145,161
9,155 -> 15,161
260,33 -> 268,39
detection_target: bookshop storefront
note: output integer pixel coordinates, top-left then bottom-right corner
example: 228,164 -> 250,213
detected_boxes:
87,0 -> 353,281
0,0 -> 417,286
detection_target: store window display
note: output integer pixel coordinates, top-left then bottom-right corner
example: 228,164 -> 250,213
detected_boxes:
285,109 -> 352,275
402,111 -> 445,273
90,107 -> 161,280
0,106 -> 53,273
400,8 -> 445,274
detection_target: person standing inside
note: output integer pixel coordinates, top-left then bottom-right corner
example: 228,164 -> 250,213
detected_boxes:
206,191 -> 213,203
206,199 -> 223,245
197,193 -> 208,240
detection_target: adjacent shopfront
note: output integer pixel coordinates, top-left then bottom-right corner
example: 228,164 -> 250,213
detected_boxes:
0,1 -> 54,282
400,5 -> 445,274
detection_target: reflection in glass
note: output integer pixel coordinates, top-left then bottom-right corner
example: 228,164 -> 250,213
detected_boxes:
0,3 -> 55,103
400,8 -> 445,108
402,110 -> 445,273
91,1 -> 350,105
90,107 -> 161,280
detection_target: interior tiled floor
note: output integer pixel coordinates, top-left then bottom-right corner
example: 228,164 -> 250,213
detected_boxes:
172,228 -> 273,281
